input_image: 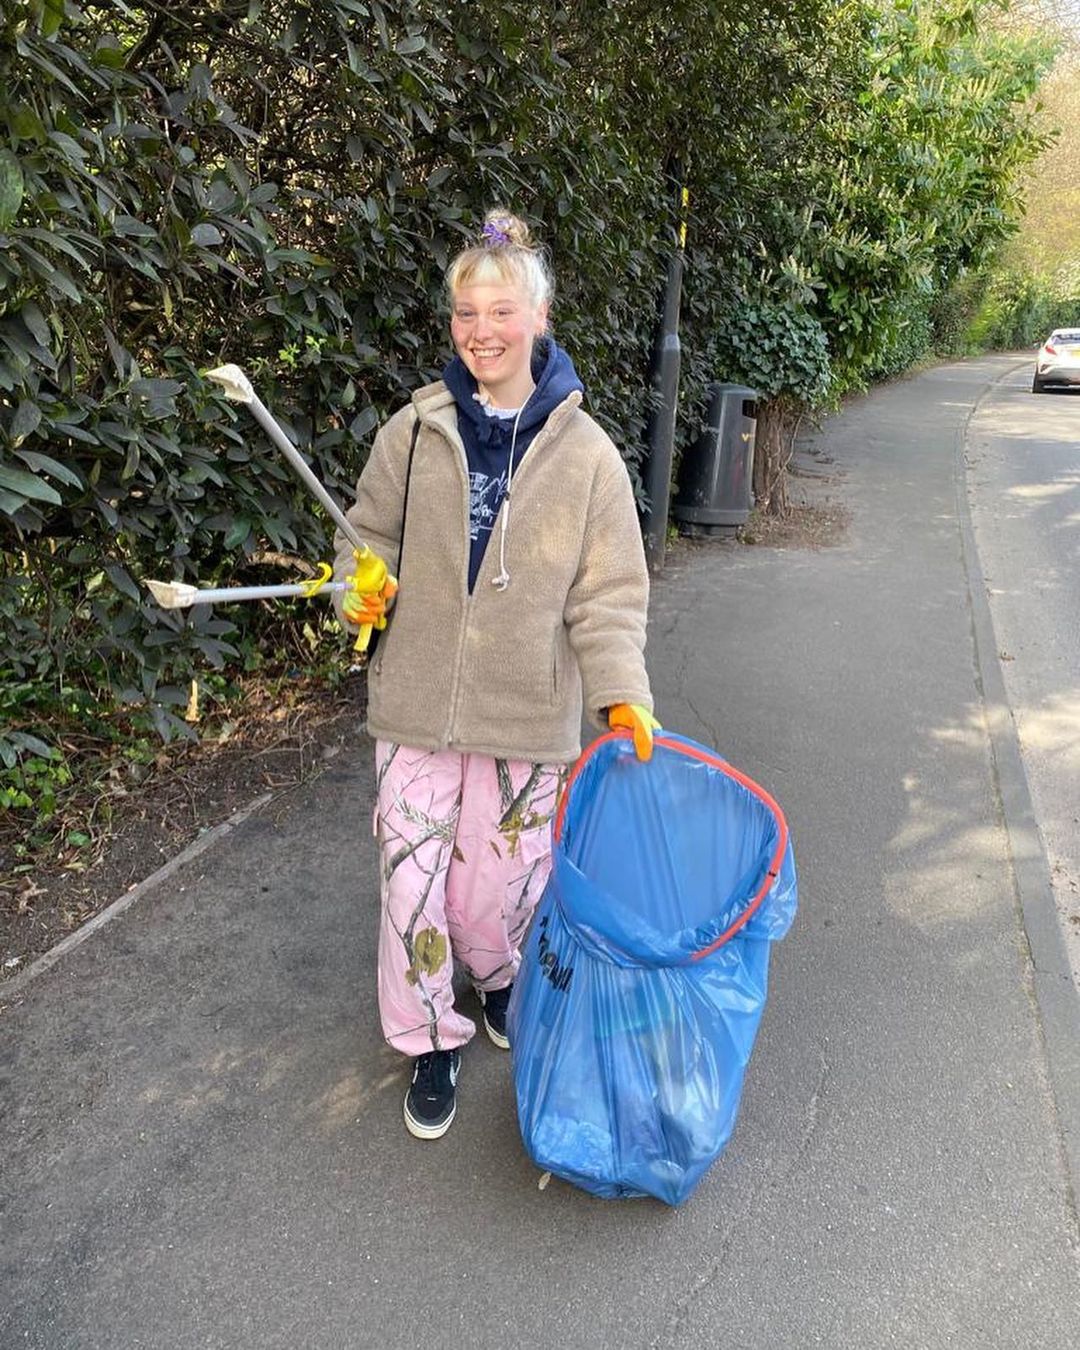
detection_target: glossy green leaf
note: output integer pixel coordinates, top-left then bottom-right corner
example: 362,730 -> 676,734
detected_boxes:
15,450 -> 83,489
0,149 -> 24,229
224,517 -> 251,549
10,400 -> 42,443
0,463 -> 62,504
41,0 -> 65,39
348,406 -> 379,440
190,222 -> 223,247
105,564 -> 142,602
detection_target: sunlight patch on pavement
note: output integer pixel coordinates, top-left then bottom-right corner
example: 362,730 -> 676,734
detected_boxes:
973,400 -> 1080,445
302,1067 -> 401,1132
883,712 -> 1010,931
883,817 -> 1007,931
137,1043 -> 300,1111
1005,480 -> 1077,501
1015,691 -> 1080,770
926,723 -> 986,749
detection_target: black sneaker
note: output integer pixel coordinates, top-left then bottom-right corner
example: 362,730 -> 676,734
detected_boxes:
403,1049 -> 460,1139
477,983 -> 513,1049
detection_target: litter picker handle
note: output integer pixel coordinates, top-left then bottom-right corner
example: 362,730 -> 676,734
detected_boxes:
205,364 -> 365,553
145,578 -> 346,609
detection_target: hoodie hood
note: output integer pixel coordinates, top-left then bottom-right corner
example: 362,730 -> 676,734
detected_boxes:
441,337 -> 585,446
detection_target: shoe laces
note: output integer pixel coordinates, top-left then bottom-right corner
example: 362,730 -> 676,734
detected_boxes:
412,1050 -> 453,1098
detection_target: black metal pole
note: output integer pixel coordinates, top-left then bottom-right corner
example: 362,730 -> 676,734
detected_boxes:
640,250 -> 684,573
640,185 -> 687,573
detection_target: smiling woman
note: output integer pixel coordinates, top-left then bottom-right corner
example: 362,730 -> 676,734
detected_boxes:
447,213 -> 552,409
330,208 -> 656,1143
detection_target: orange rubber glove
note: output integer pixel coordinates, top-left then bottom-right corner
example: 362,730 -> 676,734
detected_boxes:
342,547 -> 396,653
342,576 -> 397,627
608,703 -> 661,762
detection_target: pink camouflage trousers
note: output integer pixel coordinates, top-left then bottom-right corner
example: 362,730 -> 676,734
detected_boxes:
374,741 -> 565,1056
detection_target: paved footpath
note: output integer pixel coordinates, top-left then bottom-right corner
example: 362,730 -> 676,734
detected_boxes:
2,356 -> 1078,1349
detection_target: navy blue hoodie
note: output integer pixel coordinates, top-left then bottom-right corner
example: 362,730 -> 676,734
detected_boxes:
442,338 -> 584,592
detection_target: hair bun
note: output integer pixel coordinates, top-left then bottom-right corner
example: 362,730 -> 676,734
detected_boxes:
482,208 -> 532,249
447,206 -> 554,310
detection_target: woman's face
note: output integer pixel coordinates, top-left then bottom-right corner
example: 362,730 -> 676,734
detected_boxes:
450,282 -> 548,408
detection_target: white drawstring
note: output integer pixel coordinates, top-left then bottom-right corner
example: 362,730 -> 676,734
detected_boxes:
491,397 -> 529,592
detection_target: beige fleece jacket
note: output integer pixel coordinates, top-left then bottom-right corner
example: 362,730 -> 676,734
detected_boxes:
332,379 -> 652,763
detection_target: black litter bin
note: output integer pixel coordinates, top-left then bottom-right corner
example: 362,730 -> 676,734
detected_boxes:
673,383 -> 758,534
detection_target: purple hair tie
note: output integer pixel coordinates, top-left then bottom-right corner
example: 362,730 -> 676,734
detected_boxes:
481,220 -> 512,246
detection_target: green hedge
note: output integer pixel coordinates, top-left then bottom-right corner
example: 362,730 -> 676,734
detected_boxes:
0,0 -> 843,743
0,0 -> 1057,784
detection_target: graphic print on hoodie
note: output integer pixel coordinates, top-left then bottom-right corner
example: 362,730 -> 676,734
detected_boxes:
468,444 -> 510,548
442,338 -> 584,592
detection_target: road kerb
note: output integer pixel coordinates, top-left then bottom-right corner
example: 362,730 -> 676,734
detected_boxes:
955,360 -> 1080,1215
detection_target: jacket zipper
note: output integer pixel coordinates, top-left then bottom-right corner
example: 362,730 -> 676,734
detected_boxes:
445,432 -> 475,746
445,589 -> 475,745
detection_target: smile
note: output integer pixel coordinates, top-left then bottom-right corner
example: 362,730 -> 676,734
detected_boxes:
471,348 -> 504,358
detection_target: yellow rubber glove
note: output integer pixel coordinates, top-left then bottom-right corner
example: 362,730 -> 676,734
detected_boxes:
342,548 -> 396,653
608,703 -> 661,762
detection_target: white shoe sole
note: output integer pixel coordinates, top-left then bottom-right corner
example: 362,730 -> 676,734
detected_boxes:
403,1097 -> 456,1140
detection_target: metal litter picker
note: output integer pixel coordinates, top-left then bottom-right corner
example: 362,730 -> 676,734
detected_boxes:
143,575 -> 346,610
144,364 -> 392,655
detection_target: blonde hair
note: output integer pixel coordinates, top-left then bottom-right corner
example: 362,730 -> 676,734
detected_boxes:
446,207 -> 554,313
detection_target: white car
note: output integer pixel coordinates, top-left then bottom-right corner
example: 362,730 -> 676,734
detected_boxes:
1032,328 -> 1080,392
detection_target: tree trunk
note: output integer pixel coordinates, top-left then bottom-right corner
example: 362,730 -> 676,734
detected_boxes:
752,397 -> 803,518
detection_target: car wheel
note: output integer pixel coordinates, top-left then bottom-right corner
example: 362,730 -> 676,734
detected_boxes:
1032,374 -> 1046,393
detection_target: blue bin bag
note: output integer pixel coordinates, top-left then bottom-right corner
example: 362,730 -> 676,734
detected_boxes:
508,730 -> 796,1207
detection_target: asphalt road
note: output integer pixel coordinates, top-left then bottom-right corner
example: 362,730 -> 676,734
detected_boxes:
2,356 -> 1078,1349
966,366 -> 1080,993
